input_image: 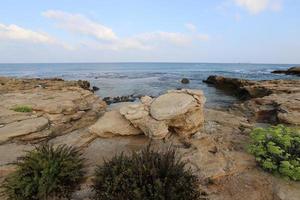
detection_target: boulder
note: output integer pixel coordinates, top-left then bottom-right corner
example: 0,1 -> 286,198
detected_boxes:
181,78 -> 190,84
89,110 -> 142,137
120,104 -> 169,139
119,89 -> 205,139
150,92 -> 196,120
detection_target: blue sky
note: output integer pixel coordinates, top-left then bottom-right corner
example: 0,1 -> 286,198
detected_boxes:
0,0 -> 299,63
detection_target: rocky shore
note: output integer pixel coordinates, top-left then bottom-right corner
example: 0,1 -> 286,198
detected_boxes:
0,76 -> 299,200
204,75 -> 300,125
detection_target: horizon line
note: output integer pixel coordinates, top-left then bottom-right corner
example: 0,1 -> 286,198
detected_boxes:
0,61 -> 298,65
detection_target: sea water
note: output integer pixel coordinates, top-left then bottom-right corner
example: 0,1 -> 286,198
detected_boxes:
0,63 -> 298,108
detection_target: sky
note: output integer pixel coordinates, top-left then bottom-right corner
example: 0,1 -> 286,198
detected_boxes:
0,0 -> 299,63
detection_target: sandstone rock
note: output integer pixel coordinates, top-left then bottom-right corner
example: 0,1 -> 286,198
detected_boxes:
0,77 -> 92,93
119,89 -> 205,139
150,92 -> 197,120
140,96 -> 153,106
204,75 -> 300,125
89,110 -> 141,137
273,178 -> 300,200
0,77 -> 106,143
0,117 -> 49,143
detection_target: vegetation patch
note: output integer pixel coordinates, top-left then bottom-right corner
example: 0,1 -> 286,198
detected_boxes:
11,105 -> 32,113
1,144 -> 85,200
249,125 -> 300,181
93,146 -> 205,200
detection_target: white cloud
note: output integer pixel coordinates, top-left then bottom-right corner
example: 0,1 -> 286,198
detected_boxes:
42,11 -> 210,51
0,23 -> 72,49
0,23 -> 56,44
43,10 -> 118,41
185,23 -> 197,32
234,0 -> 282,14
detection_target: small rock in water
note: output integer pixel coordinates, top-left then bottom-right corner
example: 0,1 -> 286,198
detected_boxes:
181,78 -> 190,84
92,86 -> 99,91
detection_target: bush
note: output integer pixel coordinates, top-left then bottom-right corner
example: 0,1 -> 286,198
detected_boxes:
1,144 -> 85,200
93,146 -> 204,200
249,125 -> 300,181
11,105 -> 32,112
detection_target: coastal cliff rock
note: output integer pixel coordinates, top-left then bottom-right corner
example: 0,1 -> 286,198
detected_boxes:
0,77 -> 106,144
272,66 -> 300,76
204,75 -> 300,125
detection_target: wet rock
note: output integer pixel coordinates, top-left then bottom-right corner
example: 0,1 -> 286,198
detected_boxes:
103,95 -> 137,105
272,66 -> 300,76
92,86 -> 99,92
204,75 -> 300,125
181,78 -> 190,84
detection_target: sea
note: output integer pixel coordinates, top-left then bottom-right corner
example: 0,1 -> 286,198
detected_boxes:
0,63 -> 299,108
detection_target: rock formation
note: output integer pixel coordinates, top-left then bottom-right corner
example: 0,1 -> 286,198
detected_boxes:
272,66 -> 300,76
89,89 -> 206,139
0,77 -> 106,144
120,89 -> 205,139
204,75 -> 300,125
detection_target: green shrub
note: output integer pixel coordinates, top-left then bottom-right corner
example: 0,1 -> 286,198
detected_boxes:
93,146 -> 205,200
1,144 -> 85,200
249,125 -> 300,181
11,105 -> 32,113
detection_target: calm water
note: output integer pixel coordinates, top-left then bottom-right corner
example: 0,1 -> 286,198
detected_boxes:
0,63 -> 298,108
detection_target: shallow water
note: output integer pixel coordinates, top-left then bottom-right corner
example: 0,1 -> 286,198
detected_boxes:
0,63 -> 298,108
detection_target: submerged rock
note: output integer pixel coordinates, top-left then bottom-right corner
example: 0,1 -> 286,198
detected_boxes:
181,78 -> 190,84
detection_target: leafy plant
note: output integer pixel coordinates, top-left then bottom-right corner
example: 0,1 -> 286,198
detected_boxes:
1,144 -> 85,200
93,146 -> 205,200
249,125 -> 300,181
11,105 -> 32,113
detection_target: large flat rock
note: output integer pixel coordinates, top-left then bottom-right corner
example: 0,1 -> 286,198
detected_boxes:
0,117 -> 49,143
0,77 -> 106,143
150,93 -> 196,120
